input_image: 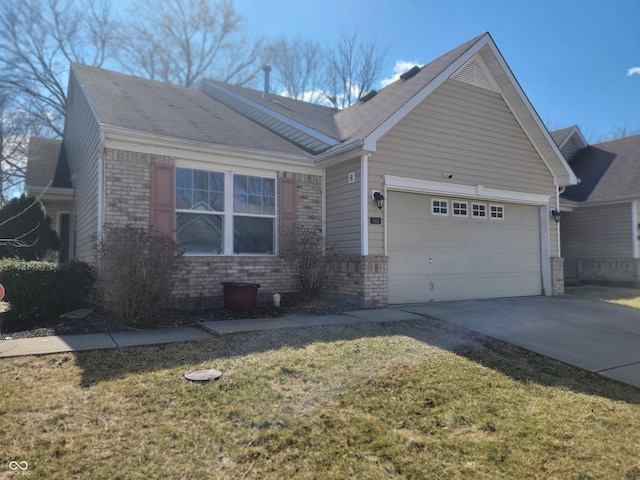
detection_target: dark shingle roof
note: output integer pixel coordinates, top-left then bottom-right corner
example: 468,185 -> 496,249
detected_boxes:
26,137 -> 61,188
562,134 -> 640,202
71,64 -> 313,157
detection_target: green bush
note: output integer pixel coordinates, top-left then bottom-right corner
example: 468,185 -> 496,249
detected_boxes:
0,259 -> 95,321
0,195 -> 61,260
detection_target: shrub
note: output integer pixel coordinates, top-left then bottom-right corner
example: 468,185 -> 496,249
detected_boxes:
97,225 -> 183,324
281,223 -> 340,298
0,195 -> 61,260
0,258 -> 95,320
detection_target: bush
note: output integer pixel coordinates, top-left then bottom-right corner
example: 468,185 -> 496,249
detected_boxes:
281,223 -> 340,298
0,259 -> 96,320
0,195 -> 61,260
97,226 -> 183,324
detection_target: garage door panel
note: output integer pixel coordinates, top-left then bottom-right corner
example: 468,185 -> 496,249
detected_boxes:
388,191 -> 542,304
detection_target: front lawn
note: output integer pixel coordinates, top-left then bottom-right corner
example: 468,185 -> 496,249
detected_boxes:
1,319 -> 639,479
565,284 -> 640,309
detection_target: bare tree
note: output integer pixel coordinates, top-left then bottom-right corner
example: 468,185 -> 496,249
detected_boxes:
0,94 -> 49,203
120,0 -> 264,87
326,31 -> 387,109
0,0 -> 119,137
267,37 -> 327,103
611,120 -> 639,139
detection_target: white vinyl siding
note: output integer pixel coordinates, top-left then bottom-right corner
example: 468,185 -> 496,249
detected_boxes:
62,71 -> 102,262
326,158 -> 361,254
370,78 -> 556,255
561,203 -> 633,279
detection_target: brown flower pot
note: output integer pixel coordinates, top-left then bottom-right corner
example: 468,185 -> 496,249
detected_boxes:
221,282 -> 260,312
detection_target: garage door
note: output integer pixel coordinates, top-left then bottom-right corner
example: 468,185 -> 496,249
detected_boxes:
388,191 -> 542,304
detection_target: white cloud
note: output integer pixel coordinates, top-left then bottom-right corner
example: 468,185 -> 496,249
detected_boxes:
627,67 -> 640,76
381,60 -> 422,87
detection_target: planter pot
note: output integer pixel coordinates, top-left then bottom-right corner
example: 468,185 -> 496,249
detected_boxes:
221,282 -> 260,312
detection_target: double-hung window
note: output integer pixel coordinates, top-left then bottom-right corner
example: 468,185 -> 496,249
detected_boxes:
233,174 -> 275,254
176,168 -> 224,254
175,167 -> 276,255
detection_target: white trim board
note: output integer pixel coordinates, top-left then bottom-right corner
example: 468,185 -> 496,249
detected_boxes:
384,175 -> 550,205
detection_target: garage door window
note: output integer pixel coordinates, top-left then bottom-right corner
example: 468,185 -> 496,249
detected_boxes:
472,203 -> 487,218
432,199 -> 448,215
452,201 -> 468,217
490,204 -> 504,220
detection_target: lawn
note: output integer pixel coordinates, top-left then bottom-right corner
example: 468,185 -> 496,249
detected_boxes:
565,284 -> 640,309
1,318 -> 639,479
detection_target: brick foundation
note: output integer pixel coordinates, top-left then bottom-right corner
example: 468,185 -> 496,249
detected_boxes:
325,255 -> 388,308
577,258 -> 640,286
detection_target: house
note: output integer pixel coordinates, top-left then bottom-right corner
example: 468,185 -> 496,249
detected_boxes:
553,126 -> 640,285
26,32 -> 577,307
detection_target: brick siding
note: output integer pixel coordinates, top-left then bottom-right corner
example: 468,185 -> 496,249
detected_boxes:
550,257 -> 565,296
577,258 -> 640,286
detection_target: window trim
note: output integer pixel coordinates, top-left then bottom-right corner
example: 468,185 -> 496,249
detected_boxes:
490,203 -> 505,220
471,202 -> 487,219
431,198 -> 449,216
452,201 -> 469,217
176,167 -> 277,256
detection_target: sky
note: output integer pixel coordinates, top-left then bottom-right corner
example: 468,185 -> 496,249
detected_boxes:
234,0 -> 640,143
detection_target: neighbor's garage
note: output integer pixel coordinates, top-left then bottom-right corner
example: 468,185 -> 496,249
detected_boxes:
387,191 -> 542,304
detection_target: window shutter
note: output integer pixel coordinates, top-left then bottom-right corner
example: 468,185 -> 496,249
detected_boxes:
150,163 -> 175,237
278,177 -> 297,246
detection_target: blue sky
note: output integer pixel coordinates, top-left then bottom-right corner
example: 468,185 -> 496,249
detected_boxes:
235,0 -> 640,143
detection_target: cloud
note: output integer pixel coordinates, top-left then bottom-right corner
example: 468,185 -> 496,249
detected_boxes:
381,60 -> 422,87
627,67 -> 640,76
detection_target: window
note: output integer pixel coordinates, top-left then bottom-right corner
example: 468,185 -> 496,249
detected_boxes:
471,203 -> 487,218
452,201 -> 468,217
176,168 -> 275,255
233,174 -> 275,254
432,199 -> 448,215
176,168 -> 224,253
490,204 -> 505,220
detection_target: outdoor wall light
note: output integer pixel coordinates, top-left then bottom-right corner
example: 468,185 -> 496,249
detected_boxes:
373,191 -> 385,210
550,208 -> 561,223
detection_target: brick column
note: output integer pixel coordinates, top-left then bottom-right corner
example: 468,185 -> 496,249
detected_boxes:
550,257 -> 565,296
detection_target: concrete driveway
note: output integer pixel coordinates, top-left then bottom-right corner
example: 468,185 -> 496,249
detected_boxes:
394,296 -> 640,388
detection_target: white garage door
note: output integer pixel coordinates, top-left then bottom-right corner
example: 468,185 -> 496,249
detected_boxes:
388,191 -> 542,304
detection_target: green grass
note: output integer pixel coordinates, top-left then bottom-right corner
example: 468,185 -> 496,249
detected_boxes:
565,284 -> 640,309
1,319 -> 639,479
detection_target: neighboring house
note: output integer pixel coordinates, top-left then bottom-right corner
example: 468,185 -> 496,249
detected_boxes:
553,126 -> 640,285
24,137 -> 74,262
26,32 -> 577,307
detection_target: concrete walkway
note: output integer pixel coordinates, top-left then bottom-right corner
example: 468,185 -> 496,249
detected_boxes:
0,308 -> 423,358
1,297 -> 639,389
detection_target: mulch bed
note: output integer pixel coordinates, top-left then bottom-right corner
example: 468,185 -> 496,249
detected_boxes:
0,293 -> 356,339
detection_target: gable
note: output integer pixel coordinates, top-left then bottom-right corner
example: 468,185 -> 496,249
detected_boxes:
374,78 -> 554,195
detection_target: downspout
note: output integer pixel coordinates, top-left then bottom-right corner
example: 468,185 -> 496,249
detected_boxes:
97,130 -> 105,243
556,187 -> 561,257
632,201 -> 638,259
361,154 -> 370,255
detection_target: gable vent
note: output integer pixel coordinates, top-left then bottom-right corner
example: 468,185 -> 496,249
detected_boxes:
451,56 -> 499,92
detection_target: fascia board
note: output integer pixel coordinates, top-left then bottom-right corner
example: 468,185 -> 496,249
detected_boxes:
362,35 -> 489,152
557,126 -> 589,150
385,175 -> 550,205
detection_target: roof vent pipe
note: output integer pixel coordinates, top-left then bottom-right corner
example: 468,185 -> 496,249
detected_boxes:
262,65 -> 272,100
